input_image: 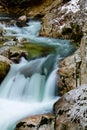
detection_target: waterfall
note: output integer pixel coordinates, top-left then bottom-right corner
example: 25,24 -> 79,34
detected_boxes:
0,19 -> 75,130
0,56 -> 59,130
43,68 -> 58,101
0,55 -> 55,100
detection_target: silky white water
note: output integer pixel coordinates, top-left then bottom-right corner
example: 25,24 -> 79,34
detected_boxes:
0,19 -> 75,130
0,56 -> 59,130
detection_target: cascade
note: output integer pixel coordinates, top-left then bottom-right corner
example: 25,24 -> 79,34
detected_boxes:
0,19 -> 75,130
43,68 -> 58,101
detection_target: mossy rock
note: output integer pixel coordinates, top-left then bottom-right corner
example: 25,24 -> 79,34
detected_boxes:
10,43 -> 56,59
0,61 -> 10,83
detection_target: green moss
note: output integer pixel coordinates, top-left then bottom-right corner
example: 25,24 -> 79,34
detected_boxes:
0,41 -> 4,47
0,62 -> 10,83
10,43 -> 56,59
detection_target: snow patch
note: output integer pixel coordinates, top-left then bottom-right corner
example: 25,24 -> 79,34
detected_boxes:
53,0 -> 80,30
61,0 -> 80,13
66,85 -> 87,129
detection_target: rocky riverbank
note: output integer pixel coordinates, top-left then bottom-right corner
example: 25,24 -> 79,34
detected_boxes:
0,0 -> 87,129
54,84 -> 87,130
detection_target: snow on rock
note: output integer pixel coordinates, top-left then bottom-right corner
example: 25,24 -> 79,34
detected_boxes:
67,85 -> 87,129
53,0 -> 80,30
61,0 -> 80,13
54,84 -> 87,130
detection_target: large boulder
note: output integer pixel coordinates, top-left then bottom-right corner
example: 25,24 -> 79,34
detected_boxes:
40,0 -> 86,42
57,25 -> 87,96
0,55 -> 12,83
54,84 -> 87,130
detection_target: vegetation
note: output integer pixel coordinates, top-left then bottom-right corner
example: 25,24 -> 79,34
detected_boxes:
10,42 -> 56,59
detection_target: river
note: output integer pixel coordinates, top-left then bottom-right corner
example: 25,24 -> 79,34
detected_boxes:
0,18 -> 75,130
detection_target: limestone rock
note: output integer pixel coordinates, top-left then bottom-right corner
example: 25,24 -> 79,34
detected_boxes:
54,84 -> 87,130
80,23 -> 87,84
40,0 -> 85,42
15,114 -> 55,130
58,31 -> 87,96
58,54 -> 76,95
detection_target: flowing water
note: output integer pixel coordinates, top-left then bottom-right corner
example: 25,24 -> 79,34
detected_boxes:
0,19 -> 75,130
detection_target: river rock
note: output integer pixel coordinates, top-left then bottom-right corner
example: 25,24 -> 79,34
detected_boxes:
15,114 -> 55,130
54,84 -> 87,130
18,15 -> 27,22
0,55 -> 12,83
16,15 -> 28,27
9,50 -> 28,63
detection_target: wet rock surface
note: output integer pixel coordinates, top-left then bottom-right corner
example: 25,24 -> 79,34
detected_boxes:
15,84 -> 87,130
9,50 -> 28,63
16,15 -> 28,27
0,55 -> 12,83
15,114 -> 55,130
